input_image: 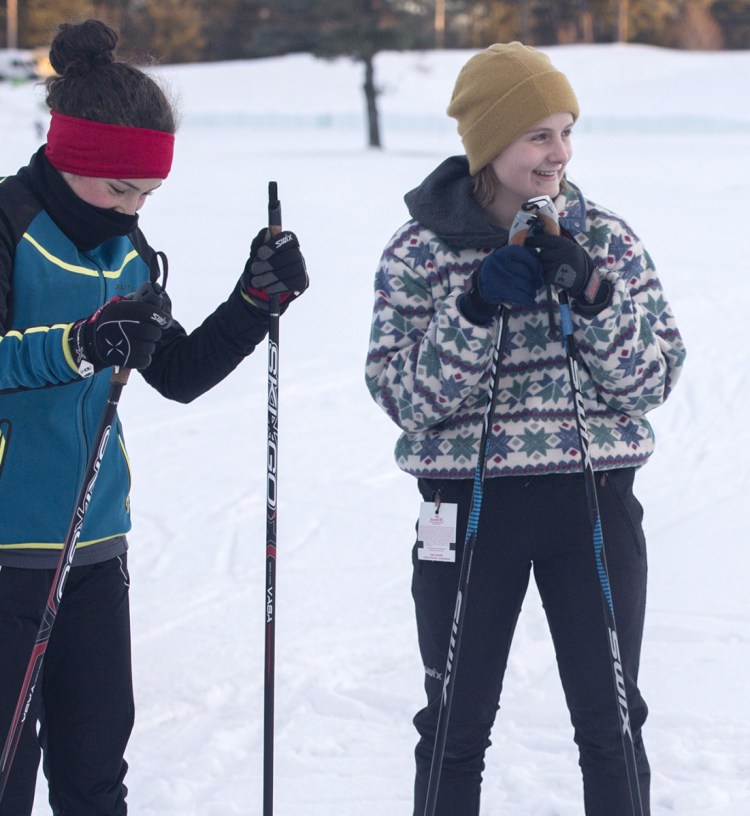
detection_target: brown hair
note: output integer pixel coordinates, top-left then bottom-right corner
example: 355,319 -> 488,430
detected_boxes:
45,19 -> 176,134
471,164 -> 498,210
471,164 -> 571,213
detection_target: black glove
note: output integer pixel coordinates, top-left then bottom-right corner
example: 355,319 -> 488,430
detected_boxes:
241,228 -> 308,312
459,245 -> 543,324
68,284 -> 173,376
524,233 -> 609,309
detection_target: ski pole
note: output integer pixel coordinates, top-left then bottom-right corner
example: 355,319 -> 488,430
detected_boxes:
517,195 -> 644,813
0,281 -> 168,805
423,203 -> 538,816
523,195 -> 644,813
263,181 -> 281,816
557,288 -> 645,815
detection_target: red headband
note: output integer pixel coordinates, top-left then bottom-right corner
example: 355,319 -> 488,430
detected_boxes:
45,110 -> 175,179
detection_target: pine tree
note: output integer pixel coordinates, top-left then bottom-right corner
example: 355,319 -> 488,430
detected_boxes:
18,0 -> 92,49
712,0 -> 750,48
123,0 -> 206,63
255,0 -> 424,148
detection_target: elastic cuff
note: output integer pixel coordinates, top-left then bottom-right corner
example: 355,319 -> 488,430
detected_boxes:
238,282 -> 293,317
62,323 -> 81,375
65,320 -> 95,378
572,279 -> 613,316
458,288 -> 498,326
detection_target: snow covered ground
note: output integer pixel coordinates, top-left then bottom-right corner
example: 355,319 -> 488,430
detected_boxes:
2,43 -> 749,815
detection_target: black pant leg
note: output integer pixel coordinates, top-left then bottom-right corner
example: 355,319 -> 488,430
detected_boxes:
532,469 -> 650,816
0,566 -> 51,816
41,556 -> 134,816
411,477 -> 532,816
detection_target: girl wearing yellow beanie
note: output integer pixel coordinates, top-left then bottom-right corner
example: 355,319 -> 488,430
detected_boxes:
365,42 -> 685,816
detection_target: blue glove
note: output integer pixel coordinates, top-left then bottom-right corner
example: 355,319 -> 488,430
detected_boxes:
459,245 -> 543,324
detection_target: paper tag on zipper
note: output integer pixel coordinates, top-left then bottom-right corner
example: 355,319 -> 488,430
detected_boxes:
417,502 -> 458,562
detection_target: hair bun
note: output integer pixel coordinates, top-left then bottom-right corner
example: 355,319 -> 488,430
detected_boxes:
44,17 -> 176,134
49,19 -> 117,77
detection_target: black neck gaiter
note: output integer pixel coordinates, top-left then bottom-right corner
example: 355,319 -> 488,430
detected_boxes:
19,146 -> 140,251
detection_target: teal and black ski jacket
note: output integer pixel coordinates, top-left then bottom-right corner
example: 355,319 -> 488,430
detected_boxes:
0,148 -> 270,568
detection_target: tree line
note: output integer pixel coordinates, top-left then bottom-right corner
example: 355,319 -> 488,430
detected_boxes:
3,0 -> 749,62
3,0 -> 748,148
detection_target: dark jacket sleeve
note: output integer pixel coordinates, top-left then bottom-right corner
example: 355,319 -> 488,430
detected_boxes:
141,284 -> 270,404
0,224 -> 12,333
0,175 -> 40,332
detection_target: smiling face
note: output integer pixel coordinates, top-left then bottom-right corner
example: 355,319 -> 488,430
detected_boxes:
485,111 -> 575,229
61,172 -> 163,215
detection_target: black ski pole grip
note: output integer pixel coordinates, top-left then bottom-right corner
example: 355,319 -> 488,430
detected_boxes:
268,181 -> 282,237
125,281 -> 173,330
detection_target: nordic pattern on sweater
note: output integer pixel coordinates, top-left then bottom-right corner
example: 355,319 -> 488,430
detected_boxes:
365,184 -> 686,479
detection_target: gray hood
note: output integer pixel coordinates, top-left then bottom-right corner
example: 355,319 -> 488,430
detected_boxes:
403,156 -> 509,251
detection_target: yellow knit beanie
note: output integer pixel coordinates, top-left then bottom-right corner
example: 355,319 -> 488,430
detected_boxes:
447,42 -> 580,176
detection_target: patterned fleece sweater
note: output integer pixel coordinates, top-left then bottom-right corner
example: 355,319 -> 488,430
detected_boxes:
365,156 -> 686,479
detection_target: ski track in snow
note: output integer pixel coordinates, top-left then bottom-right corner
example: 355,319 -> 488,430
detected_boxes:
1,45 -> 748,814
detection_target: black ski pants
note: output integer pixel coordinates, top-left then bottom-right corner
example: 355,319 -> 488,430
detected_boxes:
0,556 -> 134,816
412,469 -> 650,816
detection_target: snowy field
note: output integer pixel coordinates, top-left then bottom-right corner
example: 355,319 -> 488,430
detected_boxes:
2,43 -> 750,814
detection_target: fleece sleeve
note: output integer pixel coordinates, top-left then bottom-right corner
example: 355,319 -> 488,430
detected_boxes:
571,226 -> 686,417
365,239 -> 497,433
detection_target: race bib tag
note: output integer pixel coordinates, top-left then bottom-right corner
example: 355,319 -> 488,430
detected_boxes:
417,501 -> 458,562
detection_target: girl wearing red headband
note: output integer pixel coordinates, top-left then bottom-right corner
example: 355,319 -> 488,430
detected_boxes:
0,19 -> 308,816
